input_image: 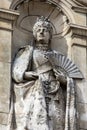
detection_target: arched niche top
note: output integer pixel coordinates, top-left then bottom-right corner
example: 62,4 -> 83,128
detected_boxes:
10,0 -> 75,24
10,0 -> 69,36
11,0 -> 72,56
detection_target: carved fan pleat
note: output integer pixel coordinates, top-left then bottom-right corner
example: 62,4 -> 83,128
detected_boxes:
63,58 -> 71,70
61,55 -> 64,67
62,56 -> 69,69
65,62 -> 75,71
67,65 -> 78,73
46,51 -> 83,79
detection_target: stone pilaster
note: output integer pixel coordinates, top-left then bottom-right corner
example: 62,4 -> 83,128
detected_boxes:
69,23 -> 87,129
0,8 -> 19,130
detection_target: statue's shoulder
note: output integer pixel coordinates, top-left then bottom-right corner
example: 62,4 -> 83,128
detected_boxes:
52,49 -> 63,54
12,44 -> 33,83
47,49 -> 63,56
19,44 -> 33,51
16,44 -> 33,58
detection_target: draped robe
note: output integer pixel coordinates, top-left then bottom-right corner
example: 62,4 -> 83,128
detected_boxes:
8,45 -> 82,130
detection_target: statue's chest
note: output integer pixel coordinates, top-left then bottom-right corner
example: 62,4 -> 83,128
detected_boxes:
32,49 -> 52,74
33,49 -> 48,67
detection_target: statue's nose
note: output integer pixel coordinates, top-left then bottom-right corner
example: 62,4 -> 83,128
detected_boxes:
40,29 -> 44,34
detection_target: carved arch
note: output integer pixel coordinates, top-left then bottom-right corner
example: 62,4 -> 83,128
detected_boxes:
10,0 -> 75,23
10,0 -> 76,56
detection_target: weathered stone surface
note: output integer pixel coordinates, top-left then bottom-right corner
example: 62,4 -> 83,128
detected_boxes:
0,113 -> 8,125
0,0 -> 12,9
78,103 -> 87,129
0,62 -> 11,113
0,20 -> 12,30
72,45 -> 86,75
0,8 -> 19,127
0,0 -> 87,130
76,0 -> 87,5
0,124 -> 7,130
73,12 -> 86,25
76,80 -> 87,104
0,30 -> 11,62
72,45 -> 87,103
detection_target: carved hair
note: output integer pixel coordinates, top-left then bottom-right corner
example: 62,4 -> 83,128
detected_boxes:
33,16 -> 53,37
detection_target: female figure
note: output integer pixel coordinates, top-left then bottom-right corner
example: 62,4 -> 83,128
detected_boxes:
10,16 -> 83,130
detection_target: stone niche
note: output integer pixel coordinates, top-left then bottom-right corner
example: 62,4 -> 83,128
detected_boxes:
10,1 -> 87,130
11,0 -> 70,58
0,0 -> 87,130
10,0 -> 70,120
10,0 -> 87,130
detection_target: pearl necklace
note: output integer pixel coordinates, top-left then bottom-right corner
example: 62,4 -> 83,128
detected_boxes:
34,45 -> 50,51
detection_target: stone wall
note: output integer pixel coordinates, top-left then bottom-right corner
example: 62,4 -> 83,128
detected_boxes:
0,8 -> 19,130
0,0 -> 87,130
0,0 -> 12,9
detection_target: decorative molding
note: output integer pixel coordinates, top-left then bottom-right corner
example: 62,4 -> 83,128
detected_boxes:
76,0 -> 87,6
69,23 -> 87,37
72,0 -> 85,6
10,0 -> 26,9
10,0 -> 75,25
72,6 -> 87,13
0,8 -> 19,21
0,27 -> 13,32
72,43 -> 87,48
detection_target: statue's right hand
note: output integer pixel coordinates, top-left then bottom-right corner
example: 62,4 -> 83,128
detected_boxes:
24,71 -> 38,80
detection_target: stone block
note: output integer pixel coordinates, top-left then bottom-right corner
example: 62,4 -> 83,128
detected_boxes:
76,80 -> 87,104
72,45 -> 87,75
0,61 -> 11,113
0,20 -> 12,30
74,11 -> 86,26
0,113 -> 8,125
0,0 -> 12,9
0,124 -> 7,130
51,37 -> 68,55
72,45 -> 87,103
77,103 -> 87,129
0,30 -> 11,62
80,129 -> 86,130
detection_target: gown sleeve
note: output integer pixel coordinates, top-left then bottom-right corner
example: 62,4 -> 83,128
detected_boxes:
12,45 -> 33,83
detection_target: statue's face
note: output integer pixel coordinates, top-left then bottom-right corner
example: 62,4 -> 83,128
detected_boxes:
35,26 -> 50,43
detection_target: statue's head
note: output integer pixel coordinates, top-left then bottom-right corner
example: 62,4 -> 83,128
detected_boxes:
33,16 -> 53,44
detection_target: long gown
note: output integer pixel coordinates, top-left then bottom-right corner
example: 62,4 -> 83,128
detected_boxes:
11,46 -> 65,130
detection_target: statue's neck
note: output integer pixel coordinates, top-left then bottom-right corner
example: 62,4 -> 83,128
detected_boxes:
34,41 -> 51,51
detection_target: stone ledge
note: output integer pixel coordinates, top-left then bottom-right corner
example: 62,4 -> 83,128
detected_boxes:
0,8 -> 19,21
72,6 -> 87,13
76,0 -> 87,6
0,27 -> 13,32
69,23 -> 87,37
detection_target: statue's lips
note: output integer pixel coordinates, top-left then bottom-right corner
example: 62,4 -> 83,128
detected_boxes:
39,35 -> 45,38
39,35 -> 44,37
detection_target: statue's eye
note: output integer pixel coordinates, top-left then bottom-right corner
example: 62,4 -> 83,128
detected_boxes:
37,29 -> 41,32
44,28 -> 48,32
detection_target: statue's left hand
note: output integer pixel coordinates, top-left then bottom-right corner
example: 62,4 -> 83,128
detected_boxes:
54,69 -> 67,84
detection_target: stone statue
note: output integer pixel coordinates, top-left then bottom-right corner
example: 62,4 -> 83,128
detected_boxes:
8,16 -> 83,130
